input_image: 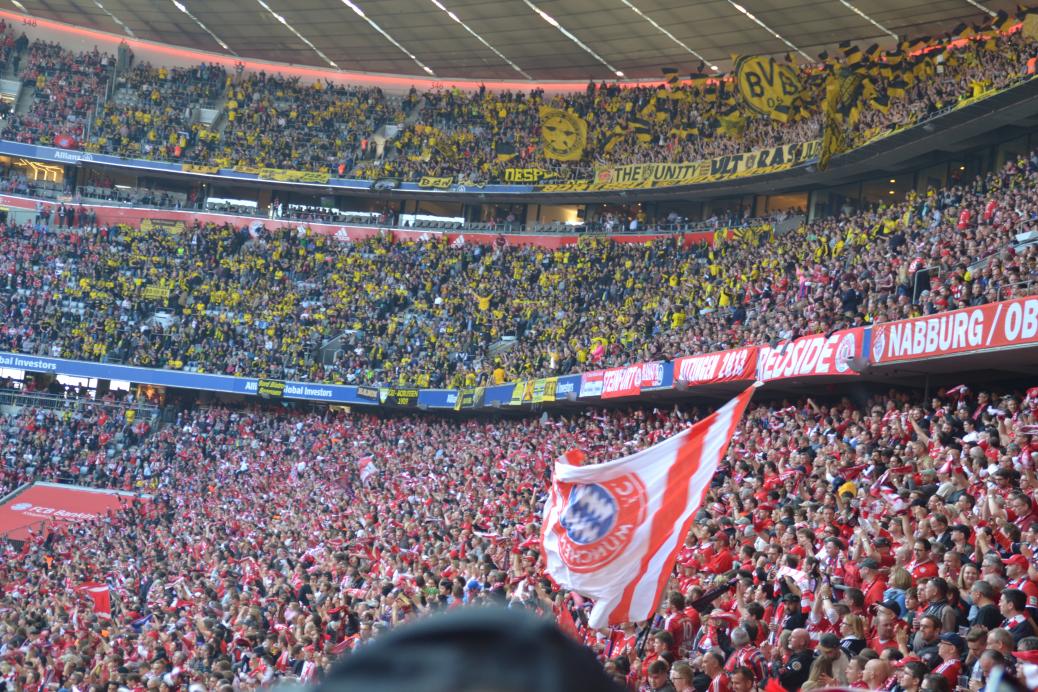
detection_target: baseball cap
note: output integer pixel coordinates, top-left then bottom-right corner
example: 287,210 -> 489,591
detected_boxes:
876,599 -> 902,617
1003,554 -> 1028,569
938,632 -> 964,649
466,579 -> 483,592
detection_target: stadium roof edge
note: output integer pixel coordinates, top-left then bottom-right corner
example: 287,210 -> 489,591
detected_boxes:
0,1 -> 1022,88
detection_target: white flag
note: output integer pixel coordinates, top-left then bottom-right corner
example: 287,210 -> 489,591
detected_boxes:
357,455 -> 377,484
541,385 -> 756,628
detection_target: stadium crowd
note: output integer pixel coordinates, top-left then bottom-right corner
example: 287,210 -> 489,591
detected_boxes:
1,16 -> 1035,180
1,381 -> 1038,690
9,39 -> 113,147
88,62 -> 227,161
188,73 -> 394,173
1,141 -> 1037,388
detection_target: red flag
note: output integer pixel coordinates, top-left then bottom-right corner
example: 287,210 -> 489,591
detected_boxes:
839,464 -> 867,480
542,385 -> 757,628
78,583 -> 112,619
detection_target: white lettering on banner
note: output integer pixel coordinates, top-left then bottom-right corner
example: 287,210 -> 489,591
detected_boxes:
718,348 -> 751,380
674,347 -> 755,384
52,150 -> 93,163
1004,300 -> 1038,342
602,365 -> 642,397
0,353 -> 58,371
884,310 -> 981,360
10,504 -> 102,522
640,361 -> 664,388
871,297 -> 1038,363
756,332 -> 856,382
677,354 -> 721,383
283,384 -> 334,398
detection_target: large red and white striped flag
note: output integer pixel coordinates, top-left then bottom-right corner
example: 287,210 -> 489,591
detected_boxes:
542,384 -> 756,628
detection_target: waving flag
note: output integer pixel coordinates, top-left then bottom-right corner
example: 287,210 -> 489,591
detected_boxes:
542,384 -> 757,628
77,582 -> 112,619
357,455 -> 377,484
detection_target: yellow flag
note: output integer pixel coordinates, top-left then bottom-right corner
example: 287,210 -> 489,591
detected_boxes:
540,107 -> 587,161
1024,12 -> 1038,40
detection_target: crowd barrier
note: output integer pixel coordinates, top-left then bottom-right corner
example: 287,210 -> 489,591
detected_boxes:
5,297 -> 1037,411
0,193 -> 716,249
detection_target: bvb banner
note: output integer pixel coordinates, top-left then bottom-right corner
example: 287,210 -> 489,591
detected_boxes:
540,139 -> 820,192
540,107 -> 587,161
418,176 -> 453,189
502,168 -> 560,183
234,165 -> 329,184
735,55 -> 802,121
182,163 -> 219,175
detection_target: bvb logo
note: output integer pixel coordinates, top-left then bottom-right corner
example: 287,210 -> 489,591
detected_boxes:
558,474 -> 647,573
540,107 -> 587,161
736,55 -> 802,118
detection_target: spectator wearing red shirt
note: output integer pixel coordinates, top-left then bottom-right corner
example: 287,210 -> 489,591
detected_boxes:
705,531 -> 735,574
664,592 -> 696,657
867,604 -> 901,654
933,633 -> 964,687
858,558 -> 887,608
1003,554 -> 1038,611
724,627 -> 765,682
907,539 -> 940,584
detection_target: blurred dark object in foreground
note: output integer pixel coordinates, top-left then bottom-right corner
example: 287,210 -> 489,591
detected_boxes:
313,606 -> 624,692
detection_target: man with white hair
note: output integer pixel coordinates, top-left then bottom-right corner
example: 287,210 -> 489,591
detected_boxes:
725,626 -> 765,682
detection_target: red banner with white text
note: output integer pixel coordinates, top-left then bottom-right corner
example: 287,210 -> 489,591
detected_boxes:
674,346 -> 758,385
756,328 -> 864,382
0,482 -> 146,541
601,364 -> 644,399
868,297 -> 1038,364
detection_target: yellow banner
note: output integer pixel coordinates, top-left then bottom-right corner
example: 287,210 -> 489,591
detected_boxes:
1023,12 -> 1038,40
503,168 -> 559,183
531,377 -> 558,403
540,107 -> 587,161
539,140 -> 820,192
418,176 -> 453,189
182,163 -> 219,175
233,166 -> 329,184
258,168 -> 329,184
735,55 -> 802,120
510,381 -> 526,406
